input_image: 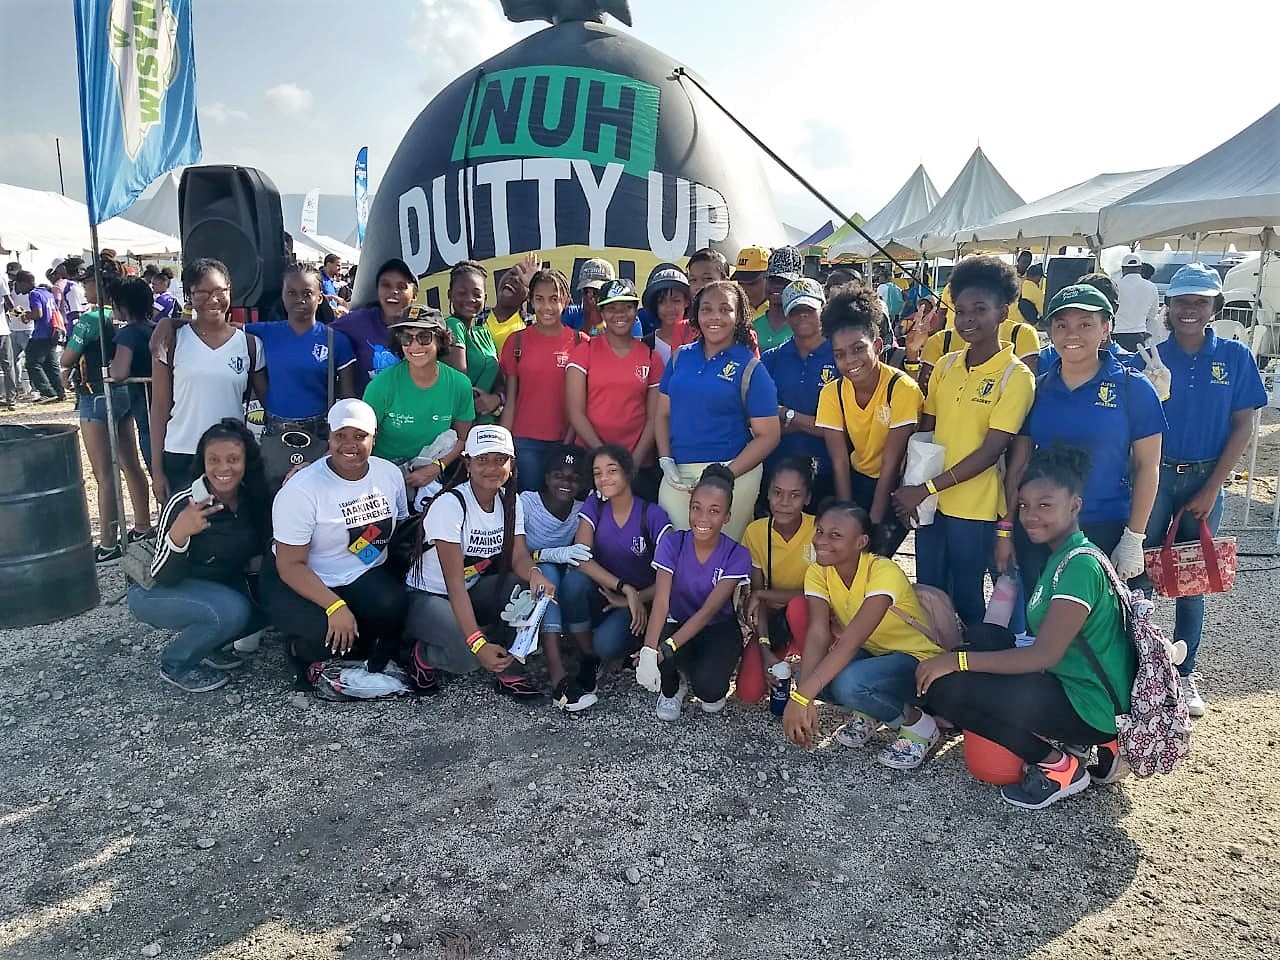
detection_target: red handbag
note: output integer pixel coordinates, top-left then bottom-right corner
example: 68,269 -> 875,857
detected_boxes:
1143,508 -> 1236,598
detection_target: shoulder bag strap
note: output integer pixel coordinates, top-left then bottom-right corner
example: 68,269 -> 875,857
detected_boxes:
327,323 -> 335,409
1050,544 -> 1127,713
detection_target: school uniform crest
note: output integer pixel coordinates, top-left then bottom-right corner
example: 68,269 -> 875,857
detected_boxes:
820,366 -> 838,384
803,543 -> 816,564
1029,584 -> 1044,607
555,351 -> 571,368
977,378 -> 996,399
227,356 -> 246,374
631,536 -> 648,556
875,404 -> 892,426
1210,361 -> 1230,385
718,361 -> 740,382
1096,381 -> 1117,408
711,566 -> 726,585
312,343 -> 329,363
634,364 -> 650,382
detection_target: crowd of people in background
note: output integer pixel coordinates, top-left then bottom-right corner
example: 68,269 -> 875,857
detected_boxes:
5,238 -> 1265,812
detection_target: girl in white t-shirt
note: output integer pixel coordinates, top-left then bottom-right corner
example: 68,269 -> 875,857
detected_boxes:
150,258 -> 266,502
405,424 -> 553,699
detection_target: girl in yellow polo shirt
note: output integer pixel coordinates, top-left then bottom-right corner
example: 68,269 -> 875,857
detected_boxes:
782,502 -> 943,770
891,256 -> 1035,627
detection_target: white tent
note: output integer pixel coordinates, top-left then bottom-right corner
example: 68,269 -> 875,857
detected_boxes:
845,148 -> 1024,259
128,170 -> 182,237
1099,103 -> 1280,248
826,164 -> 939,258
294,232 -> 361,264
955,167 -> 1180,253
0,183 -> 180,262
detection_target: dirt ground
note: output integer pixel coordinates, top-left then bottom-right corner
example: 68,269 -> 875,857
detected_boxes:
2,402 -> 1279,960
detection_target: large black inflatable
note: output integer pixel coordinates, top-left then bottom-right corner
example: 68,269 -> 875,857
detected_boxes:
355,6 -> 785,308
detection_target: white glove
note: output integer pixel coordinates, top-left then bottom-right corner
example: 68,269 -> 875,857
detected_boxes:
659,456 -> 691,492
1110,528 -> 1147,580
500,587 -> 536,626
536,544 -> 592,566
1136,345 -> 1171,401
635,646 -> 662,692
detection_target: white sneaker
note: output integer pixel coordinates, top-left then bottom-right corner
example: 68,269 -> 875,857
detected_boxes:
233,629 -> 266,654
699,696 -> 726,714
877,725 -> 941,771
1180,673 -> 1205,718
655,683 -> 687,722
834,711 -> 879,748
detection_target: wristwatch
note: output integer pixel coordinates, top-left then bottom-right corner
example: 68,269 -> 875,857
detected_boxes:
784,408 -> 796,428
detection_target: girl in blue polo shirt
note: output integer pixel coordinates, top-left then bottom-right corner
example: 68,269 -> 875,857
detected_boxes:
1001,284 -> 1166,589
1138,263 -> 1266,716
655,280 -> 780,541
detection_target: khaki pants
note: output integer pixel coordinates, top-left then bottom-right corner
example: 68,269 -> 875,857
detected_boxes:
658,461 -> 762,542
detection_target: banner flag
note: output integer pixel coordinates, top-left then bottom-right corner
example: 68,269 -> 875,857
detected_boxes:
300,188 -> 320,235
354,146 -> 369,248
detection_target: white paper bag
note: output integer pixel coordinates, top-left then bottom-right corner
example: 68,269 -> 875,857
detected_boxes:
903,431 -> 946,526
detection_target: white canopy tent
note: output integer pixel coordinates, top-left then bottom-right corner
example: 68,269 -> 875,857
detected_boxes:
825,164 -> 939,259
0,182 -> 180,264
955,167 -> 1180,253
294,232 -> 361,264
128,170 -> 182,237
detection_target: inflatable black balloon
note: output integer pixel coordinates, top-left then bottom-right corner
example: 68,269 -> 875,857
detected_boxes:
355,3 -> 785,309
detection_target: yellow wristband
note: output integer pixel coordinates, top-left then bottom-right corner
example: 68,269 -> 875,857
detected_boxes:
324,598 -> 347,617
995,529 -> 1012,539
958,650 -> 969,672
924,478 -> 939,496
469,635 -> 488,655
789,689 -> 812,708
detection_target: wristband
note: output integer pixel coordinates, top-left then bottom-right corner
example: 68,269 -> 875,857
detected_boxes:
663,637 -> 679,658
324,598 -> 347,617
903,359 -> 921,368
996,529 -> 1012,540
757,635 -> 772,648
958,650 -> 969,672
467,631 -> 488,655
616,578 -> 625,595
532,549 -> 542,562
433,458 -> 446,474
924,478 -> 939,496
996,519 -> 1014,531
789,689 -> 812,708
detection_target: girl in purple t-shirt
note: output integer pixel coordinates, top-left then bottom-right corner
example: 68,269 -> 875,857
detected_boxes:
636,463 -> 751,720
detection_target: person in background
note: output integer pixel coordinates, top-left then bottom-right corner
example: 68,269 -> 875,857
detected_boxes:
151,267 -> 178,322
12,271 -> 65,403
918,444 -> 1136,809
499,267 -> 582,489
320,255 -> 347,311
483,252 -> 539,355
362,306 -> 473,505
761,279 -> 839,509
635,464 -> 751,720
640,263 -> 695,366
561,257 -> 641,337
913,285 -> 1041,385
1015,250 -> 1033,279
731,246 -> 770,322
404,425 -> 553,700
737,457 -> 815,706
59,257 -> 88,324
1016,263 -> 1045,326
442,260 -> 503,425
656,280 -> 780,541
1136,263 -> 1267,717
783,501 -> 944,769
266,399 -> 409,697
0,277 -> 17,408
333,257 -> 418,393
876,266 -> 905,321
1001,284 -> 1164,589
5,261 -> 36,401
60,269 -> 153,562
1112,253 -> 1160,352
108,277 -> 157,474
817,288 -> 923,557
129,419 -> 270,693
686,247 -> 731,300
891,256 -> 1035,626
755,246 -> 804,352
150,258 -> 267,502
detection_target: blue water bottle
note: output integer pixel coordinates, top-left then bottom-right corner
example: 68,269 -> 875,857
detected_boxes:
769,660 -> 792,717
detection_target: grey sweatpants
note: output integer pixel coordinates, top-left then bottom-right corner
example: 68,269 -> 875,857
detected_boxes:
406,572 -> 525,674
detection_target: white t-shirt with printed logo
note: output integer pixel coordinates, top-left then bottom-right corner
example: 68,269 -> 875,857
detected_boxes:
272,455 -> 408,587
161,324 -> 265,454
409,481 -> 526,594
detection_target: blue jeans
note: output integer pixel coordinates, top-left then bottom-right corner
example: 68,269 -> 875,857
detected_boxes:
559,567 -> 640,659
822,650 -> 919,723
514,436 -> 554,493
915,512 -> 996,627
128,578 -> 265,672
128,381 -> 153,473
536,561 -> 569,634
1141,462 -> 1225,674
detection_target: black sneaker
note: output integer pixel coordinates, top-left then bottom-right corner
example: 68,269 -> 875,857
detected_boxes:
160,663 -> 229,693
94,544 -> 123,566
127,528 -> 157,544
495,672 -> 543,700
552,677 -> 599,713
1000,754 -> 1091,810
406,647 -> 441,694
575,654 -> 600,695
200,650 -> 245,671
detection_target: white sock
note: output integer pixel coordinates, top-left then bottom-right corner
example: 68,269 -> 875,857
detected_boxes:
902,712 -> 938,740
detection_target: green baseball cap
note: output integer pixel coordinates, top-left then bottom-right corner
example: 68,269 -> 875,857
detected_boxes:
1044,283 -> 1114,321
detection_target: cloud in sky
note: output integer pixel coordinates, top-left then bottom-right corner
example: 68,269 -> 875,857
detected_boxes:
264,83 -> 313,115
203,101 -> 248,124
409,0 -> 534,98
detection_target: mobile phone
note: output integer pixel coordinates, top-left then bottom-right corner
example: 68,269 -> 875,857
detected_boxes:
189,475 -> 211,503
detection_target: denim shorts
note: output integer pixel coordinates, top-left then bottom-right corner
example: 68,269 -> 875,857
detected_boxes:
78,385 -> 133,423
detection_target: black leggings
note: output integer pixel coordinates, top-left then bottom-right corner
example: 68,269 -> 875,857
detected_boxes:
658,619 -> 743,702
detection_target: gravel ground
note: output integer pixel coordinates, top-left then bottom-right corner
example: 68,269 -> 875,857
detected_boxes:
2,402 -> 1279,960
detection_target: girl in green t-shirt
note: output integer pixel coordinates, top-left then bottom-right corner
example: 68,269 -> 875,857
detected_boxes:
916,443 -> 1137,811
442,260 -> 501,425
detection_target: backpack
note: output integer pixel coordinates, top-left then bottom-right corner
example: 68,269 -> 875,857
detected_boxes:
1050,545 -> 1191,777
888,578 -> 965,652
834,369 -> 904,457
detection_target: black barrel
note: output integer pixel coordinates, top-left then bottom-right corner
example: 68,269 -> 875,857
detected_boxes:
0,424 -> 99,627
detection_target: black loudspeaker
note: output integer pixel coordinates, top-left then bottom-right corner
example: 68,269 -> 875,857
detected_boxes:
1045,256 -> 1097,303
179,165 -> 285,308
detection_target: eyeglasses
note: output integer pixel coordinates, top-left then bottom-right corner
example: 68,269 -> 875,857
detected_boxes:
396,330 -> 436,345
191,286 -> 230,300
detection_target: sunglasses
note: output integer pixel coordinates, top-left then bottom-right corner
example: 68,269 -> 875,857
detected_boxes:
396,329 -> 437,346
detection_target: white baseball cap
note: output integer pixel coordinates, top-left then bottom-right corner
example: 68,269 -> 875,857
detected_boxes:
464,424 -> 515,458
327,398 -> 378,435
1121,253 -> 1143,268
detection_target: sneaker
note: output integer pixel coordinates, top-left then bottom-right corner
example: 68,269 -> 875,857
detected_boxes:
160,663 -> 228,693
835,711 -> 879,748
699,696 -> 726,714
232,629 -> 266,654
1088,740 -> 1130,785
23,391 -> 42,402
200,650 -> 245,671
310,660 -> 361,702
127,528 -> 157,544
407,647 -> 440,694
655,682 -> 687,722
94,544 -> 123,566
1000,754 -> 1091,810
552,678 -> 598,713
1180,673 -> 1205,718
877,725 -> 941,771
494,672 -> 543,700
575,654 -> 600,695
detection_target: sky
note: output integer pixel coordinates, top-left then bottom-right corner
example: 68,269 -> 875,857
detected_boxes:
3,0 -> 1279,236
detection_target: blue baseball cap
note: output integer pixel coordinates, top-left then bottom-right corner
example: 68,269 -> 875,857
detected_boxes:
1166,262 -> 1222,299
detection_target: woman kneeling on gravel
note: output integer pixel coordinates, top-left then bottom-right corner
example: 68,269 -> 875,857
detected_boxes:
128,419 -> 270,693
782,502 -> 943,769
403,424 -> 555,700
916,445 -> 1137,810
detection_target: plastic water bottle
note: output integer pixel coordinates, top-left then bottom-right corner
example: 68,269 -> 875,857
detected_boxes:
983,574 -> 1019,627
769,661 -> 793,717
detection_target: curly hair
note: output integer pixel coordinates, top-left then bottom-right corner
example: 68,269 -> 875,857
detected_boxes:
821,287 -> 885,342
689,280 -> 755,349
948,255 -> 1019,306
1020,442 -> 1092,497
591,444 -> 636,484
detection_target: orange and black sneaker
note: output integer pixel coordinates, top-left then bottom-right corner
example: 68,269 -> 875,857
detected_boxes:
1088,740 -> 1130,785
1000,752 -> 1091,810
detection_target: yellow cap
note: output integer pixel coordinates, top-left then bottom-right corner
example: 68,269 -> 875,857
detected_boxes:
733,245 -> 770,276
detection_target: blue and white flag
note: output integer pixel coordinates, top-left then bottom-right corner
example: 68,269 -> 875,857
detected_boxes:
73,0 -> 202,224
354,146 -> 369,248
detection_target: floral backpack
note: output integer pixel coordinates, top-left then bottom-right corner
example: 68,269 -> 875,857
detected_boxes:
1051,545 -> 1192,777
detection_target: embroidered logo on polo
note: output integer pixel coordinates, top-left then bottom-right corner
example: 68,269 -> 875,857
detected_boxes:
718,361 -> 740,382
1096,382 -> 1118,409
227,356 -> 247,375
312,343 -> 330,363
340,492 -> 394,565
876,404 -> 892,426
710,566 -> 727,585
555,350 -> 571,369
976,378 -> 996,401
631,535 -> 649,556
1029,584 -> 1044,607
820,366 -> 838,384
1211,361 -> 1230,385
634,364 -> 650,382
